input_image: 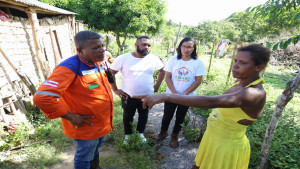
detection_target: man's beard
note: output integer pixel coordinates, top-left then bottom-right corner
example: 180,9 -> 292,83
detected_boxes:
137,45 -> 150,56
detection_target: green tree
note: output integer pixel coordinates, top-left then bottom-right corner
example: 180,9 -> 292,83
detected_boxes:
249,0 -> 300,50
218,21 -> 239,42
158,23 -> 177,55
247,1 -> 300,168
186,21 -> 222,75
38,0 -> 77,9
186,21 -> 221,47
78,0 -> 166,50
227,11 -> 269,42
39,0 -> 167,50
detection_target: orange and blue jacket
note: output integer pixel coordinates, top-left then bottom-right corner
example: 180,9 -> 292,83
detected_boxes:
33,55 -> 113,140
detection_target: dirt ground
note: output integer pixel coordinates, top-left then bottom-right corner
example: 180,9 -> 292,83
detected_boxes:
46,144 -> 117,169
47,103 -> 204,169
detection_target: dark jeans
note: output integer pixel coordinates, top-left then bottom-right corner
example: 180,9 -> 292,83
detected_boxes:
161,101 -> 189,134
122,96 -> 149,135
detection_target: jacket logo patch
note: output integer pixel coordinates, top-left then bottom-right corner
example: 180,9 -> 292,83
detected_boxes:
89,84 -> 99,89
82,69 -> 96,75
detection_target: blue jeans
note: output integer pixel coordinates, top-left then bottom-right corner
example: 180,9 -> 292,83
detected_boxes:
74,136 -> 106,169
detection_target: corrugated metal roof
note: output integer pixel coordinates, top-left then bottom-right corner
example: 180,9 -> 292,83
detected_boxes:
1,0 -> 76,15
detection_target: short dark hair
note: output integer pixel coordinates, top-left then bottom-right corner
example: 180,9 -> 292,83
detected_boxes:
137,35 -> 150,41
177,37 -> 197,60
74,30 -> 101,48
238,44 -> 270,65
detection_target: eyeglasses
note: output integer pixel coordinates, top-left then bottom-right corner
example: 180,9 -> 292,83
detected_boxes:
181,46 -> 194,50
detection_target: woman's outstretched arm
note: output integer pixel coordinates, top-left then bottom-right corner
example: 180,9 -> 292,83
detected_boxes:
137,87 -> 262,110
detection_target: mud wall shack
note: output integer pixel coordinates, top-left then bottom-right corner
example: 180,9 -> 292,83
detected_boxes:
0,0 -> 84,128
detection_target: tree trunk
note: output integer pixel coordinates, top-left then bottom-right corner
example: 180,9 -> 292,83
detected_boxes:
172,22 -> 182,55
203,38 -> 206,53
207,42 -> 216,76
161,40 -> 163,54
106,34 -> 109,49
225,43 -> 238,86
116,33 -> 121,52
257,69 -> 300,169
197,40 -> 201,56
122,34 -> 127,46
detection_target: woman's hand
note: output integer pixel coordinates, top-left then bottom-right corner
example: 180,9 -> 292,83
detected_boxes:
135,94 -> 167,110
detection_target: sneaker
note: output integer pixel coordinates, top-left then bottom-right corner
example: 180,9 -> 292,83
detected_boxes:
139,133 -> 147,142
123,135 -> 129,145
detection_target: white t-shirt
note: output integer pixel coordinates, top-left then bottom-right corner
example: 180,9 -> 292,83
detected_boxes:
164,55 -> 206,96
111,53 -> 164,96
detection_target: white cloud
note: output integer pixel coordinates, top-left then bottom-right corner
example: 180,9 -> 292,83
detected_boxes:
165,0 -> 268,26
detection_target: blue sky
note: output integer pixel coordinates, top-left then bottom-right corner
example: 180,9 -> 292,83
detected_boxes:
165,0 -> 268,26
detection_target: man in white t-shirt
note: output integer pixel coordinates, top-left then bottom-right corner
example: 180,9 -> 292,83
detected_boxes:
103,48 -> 114,67
110,36 -> 165,143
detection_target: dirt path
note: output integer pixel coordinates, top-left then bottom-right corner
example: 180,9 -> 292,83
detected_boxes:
146,104 -> 203,169
46,145 -> 75,169
48,103 -> 204,169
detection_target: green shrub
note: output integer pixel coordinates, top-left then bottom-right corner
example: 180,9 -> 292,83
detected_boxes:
181,114 -> 206,142
0,122 -> 31,151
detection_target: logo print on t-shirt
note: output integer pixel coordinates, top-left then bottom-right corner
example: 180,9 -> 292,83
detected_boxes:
175,67 -> 191,82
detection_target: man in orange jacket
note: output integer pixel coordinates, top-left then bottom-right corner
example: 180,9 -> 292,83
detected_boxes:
33,30 -> 113,169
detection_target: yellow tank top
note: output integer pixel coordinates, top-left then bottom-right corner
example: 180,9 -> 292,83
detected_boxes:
222,77 -> 264,122
207,77 -> 264,139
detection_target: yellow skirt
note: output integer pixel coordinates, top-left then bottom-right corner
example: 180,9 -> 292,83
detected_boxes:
194,129 -> 250,169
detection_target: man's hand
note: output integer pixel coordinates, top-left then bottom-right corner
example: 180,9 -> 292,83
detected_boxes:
113,89 -> 128,98
62,111 -> 94,128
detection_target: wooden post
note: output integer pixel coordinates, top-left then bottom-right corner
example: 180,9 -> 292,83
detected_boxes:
25,8 -> 48,79
43,48 -> 48,61
49,28 -> 59,66
0,62 -> 27,114
7,97 -> 17,114
0,46 -> 37,95
53,30 -> 63,59
0,99 -> 9,123
0,62 -> 17,92
71,15 -> 76,54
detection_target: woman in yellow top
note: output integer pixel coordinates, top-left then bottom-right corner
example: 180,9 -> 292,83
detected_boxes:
137,44 -> 271,169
